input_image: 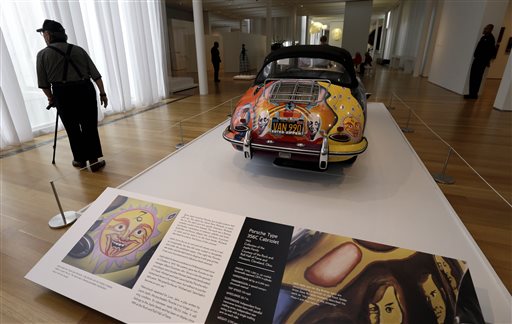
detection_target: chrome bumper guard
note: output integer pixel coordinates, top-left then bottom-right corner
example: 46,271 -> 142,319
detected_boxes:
243,130 -> 252,159
319,136 -> 329,170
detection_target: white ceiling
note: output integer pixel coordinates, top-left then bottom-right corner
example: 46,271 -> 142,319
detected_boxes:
166,0 -> 400,28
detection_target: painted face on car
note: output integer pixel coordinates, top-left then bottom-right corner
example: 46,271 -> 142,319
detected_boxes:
258,110 -> 270,135
235,105 -> 251,125
100,209 -> 155,257
308,114 -> 321,140
343,116 -> 361,139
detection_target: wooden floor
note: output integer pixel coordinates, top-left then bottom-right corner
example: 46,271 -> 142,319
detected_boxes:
1,66 -> 510,323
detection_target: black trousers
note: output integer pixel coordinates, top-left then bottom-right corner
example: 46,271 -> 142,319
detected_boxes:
469,58 -> 487,96
213,62 -> 220,81
52,80 -> 103,162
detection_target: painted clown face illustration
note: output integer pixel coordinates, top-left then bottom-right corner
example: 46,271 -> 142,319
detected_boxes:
343,116 -> 361,139
100,209 -> 155,257
258,110 -> 270,135
307,114 -> 321,140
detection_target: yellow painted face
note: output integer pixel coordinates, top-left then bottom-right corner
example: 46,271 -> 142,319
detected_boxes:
343,116 -> 361,139
368,285 -> 403,324
100,209 -> 155,257
435,256 -> 458,294
421,274 -> 446,324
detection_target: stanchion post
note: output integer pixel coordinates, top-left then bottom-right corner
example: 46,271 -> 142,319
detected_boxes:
48,180 -> 79,229
432,148 -> 455,184
401,108 -> 414,133
230,99 -> 234,116
388,94 -> 395,110
175,121 -> 185,149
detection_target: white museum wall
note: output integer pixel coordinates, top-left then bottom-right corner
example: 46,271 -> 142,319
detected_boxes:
240,32 -> 268,72
428,0 -> 508,94
169,17 -> 267,75
272,16 -> 295,44
170,18 -> 195,71
250,18 -> 266,37
219,31 -> 267,73
185,34 -> 222,73
342,0 -> 372,57
213,26 -> 232,34
184,32 -> 266,74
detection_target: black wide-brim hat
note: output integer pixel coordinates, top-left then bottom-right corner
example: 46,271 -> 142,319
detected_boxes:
36,19 -> 65,33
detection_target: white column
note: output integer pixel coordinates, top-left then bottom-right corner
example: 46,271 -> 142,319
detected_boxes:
300,16 -> 307,45
494,53 -> 511,110
266,0 -> 272,51
341,1 -> 372,56
192,0 -> 208,95
371,19 -> 379,59
292,6 -> 297,45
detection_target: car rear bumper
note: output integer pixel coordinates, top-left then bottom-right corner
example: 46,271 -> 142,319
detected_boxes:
222,126 -> 368,168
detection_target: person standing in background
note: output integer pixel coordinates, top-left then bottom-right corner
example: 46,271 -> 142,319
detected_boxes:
211,41 -> 221,82
239,44 -> 249,74
360,51 -> 373,76
36,19 -> 108,171
465,24 -> 496,99
353,52 -> 363,72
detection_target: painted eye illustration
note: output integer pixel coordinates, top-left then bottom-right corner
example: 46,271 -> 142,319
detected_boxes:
132,228 -> 146,238
114,224 -> 126,232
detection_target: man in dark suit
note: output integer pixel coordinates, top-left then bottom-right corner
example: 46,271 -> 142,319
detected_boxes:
211,41 -> 221,82
465,24 -> 496,99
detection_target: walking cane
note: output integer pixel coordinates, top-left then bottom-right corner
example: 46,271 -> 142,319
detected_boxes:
48,103 -> 58,164
52,112 -> 58,164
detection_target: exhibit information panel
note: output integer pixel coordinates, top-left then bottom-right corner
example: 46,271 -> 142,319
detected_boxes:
27,188 -> 485,324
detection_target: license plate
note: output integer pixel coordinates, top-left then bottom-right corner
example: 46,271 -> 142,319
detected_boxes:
271,119 -> 304,135
278,152 -> 292,159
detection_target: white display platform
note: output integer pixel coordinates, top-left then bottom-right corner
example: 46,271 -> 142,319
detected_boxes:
119,103 -> 511,323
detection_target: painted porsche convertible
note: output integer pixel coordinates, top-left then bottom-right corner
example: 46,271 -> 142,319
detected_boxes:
223,45 -> 368,170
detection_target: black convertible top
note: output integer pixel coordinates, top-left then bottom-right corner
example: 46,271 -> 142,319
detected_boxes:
255,45 -> 359,88
262,45 -> 353,65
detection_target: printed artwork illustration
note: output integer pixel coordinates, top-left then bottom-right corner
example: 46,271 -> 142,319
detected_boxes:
272,229 -> 484,324
62,195 -> 180,288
